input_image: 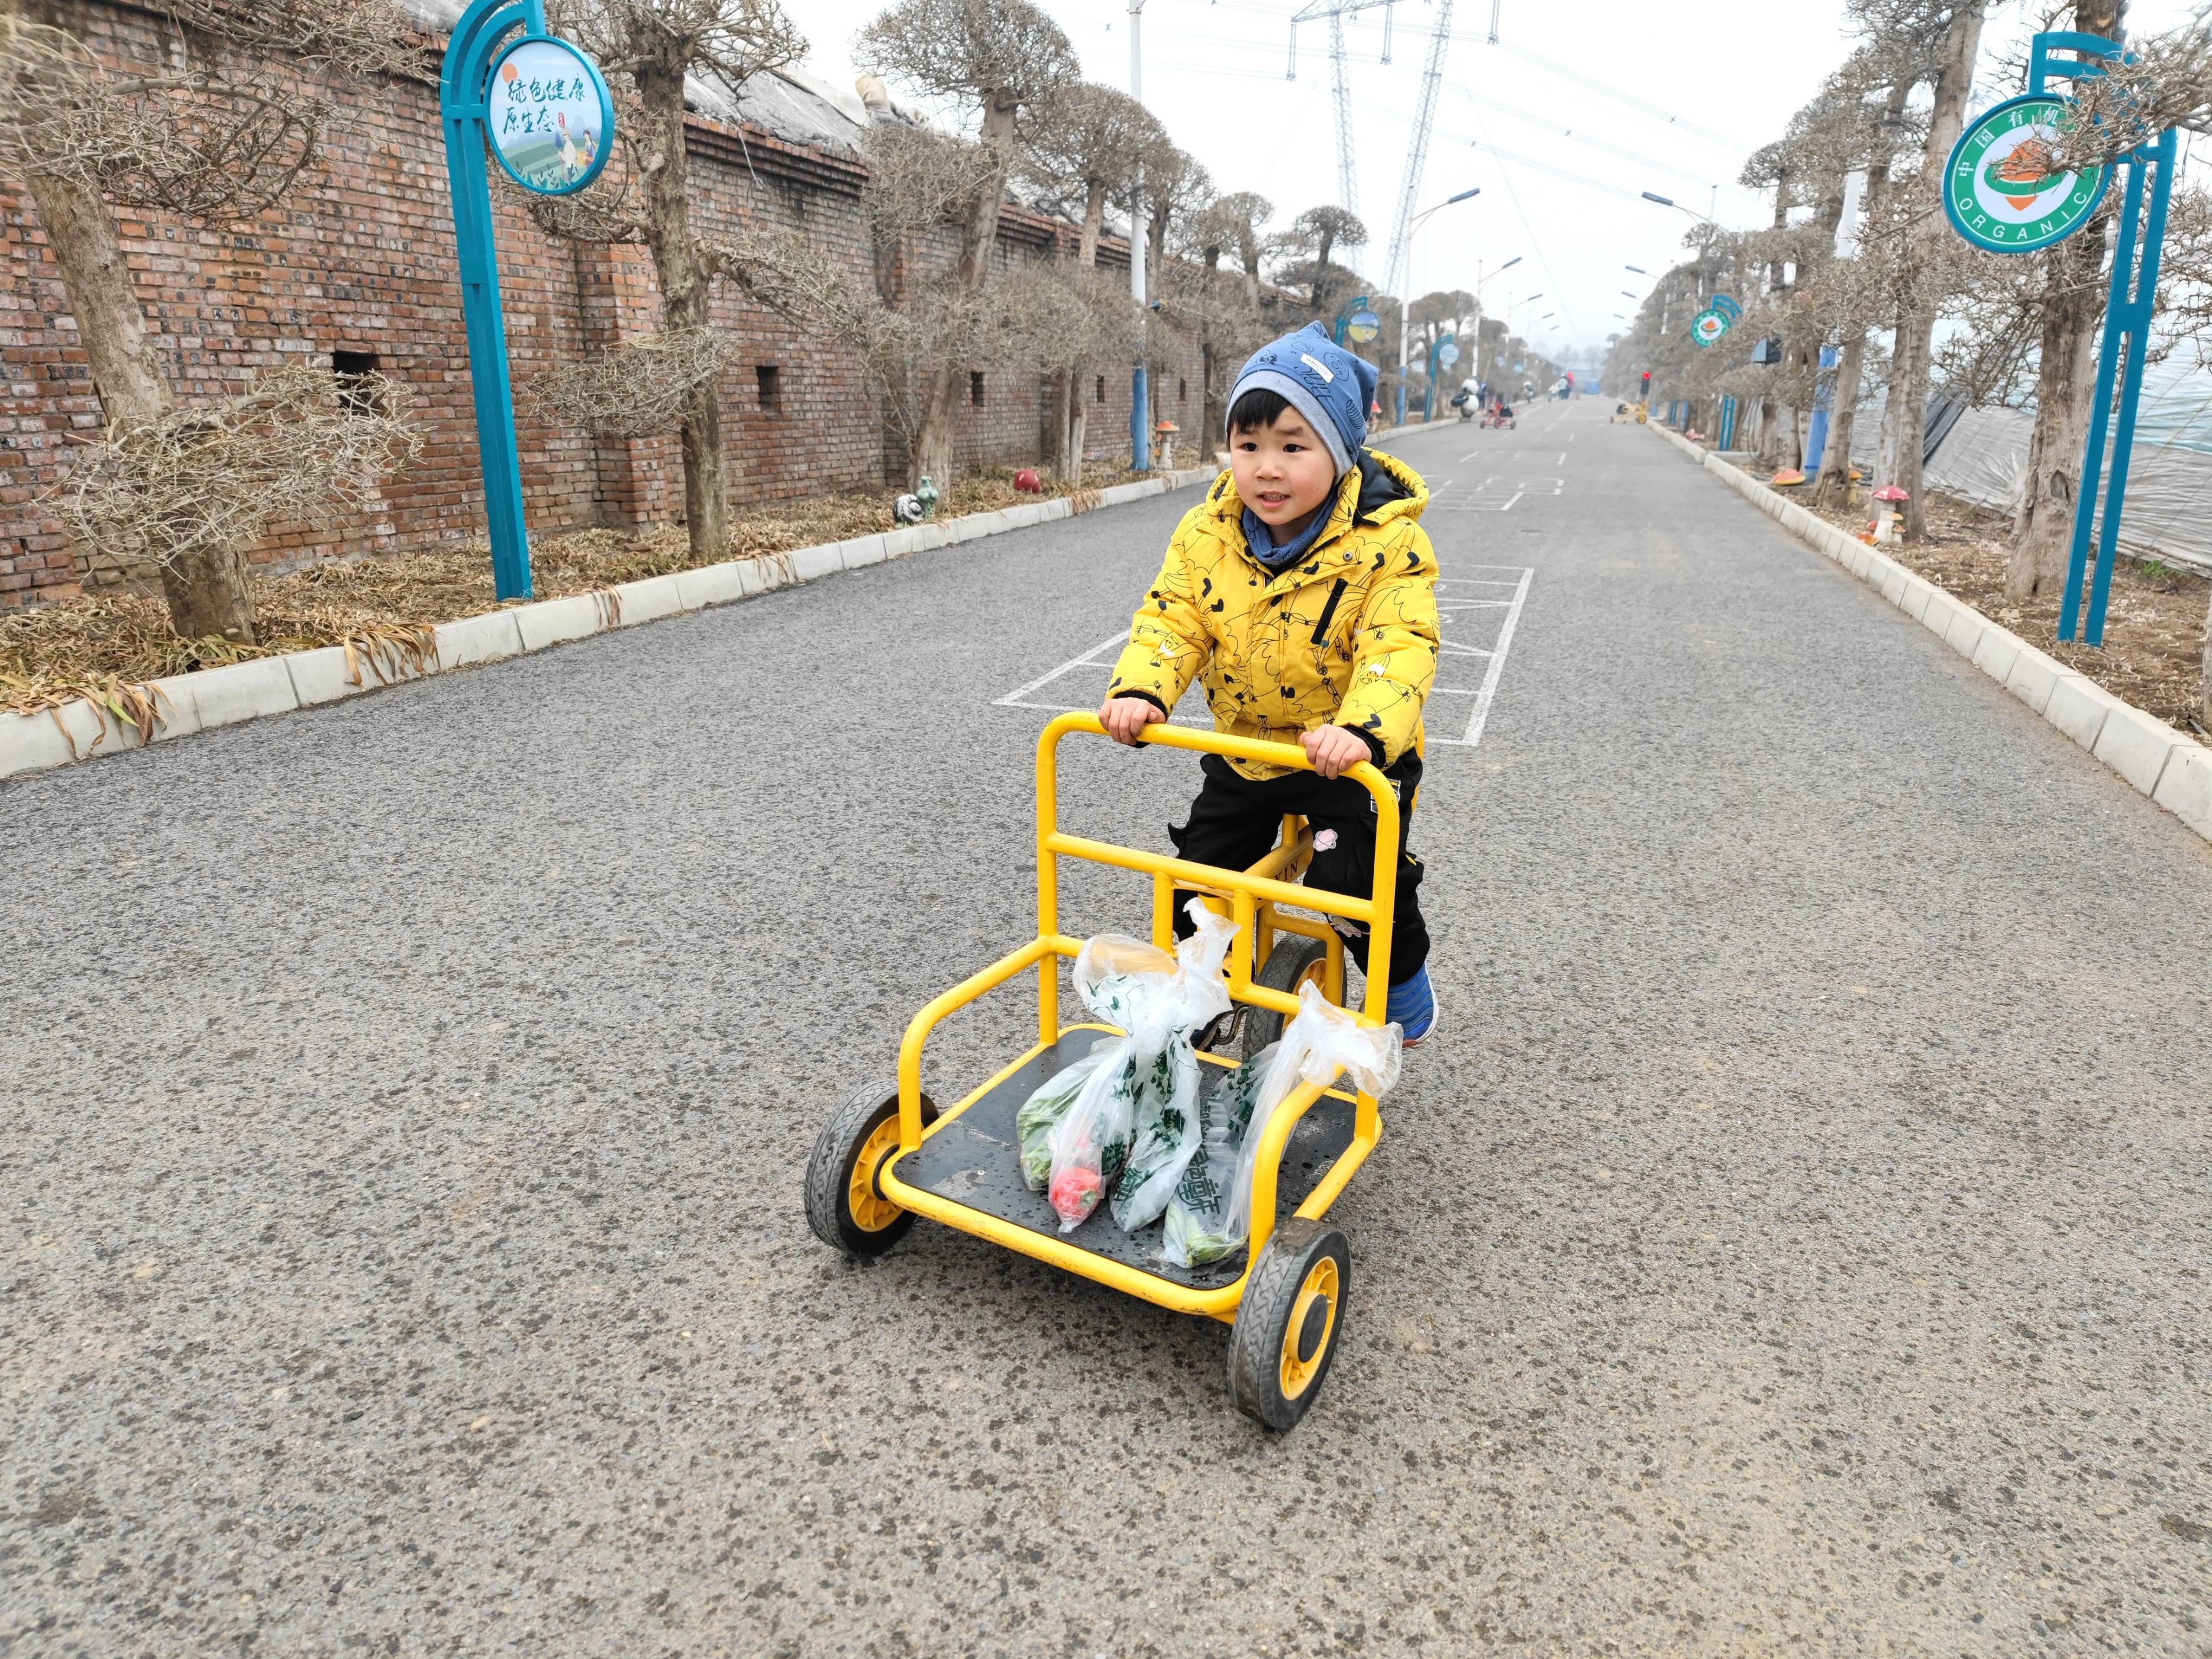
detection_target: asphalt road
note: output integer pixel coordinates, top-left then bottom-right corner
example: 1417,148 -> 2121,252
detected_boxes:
5,402 -> 2209,1657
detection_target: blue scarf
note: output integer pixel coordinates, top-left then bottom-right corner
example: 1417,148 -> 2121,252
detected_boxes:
1241,499 -> 1335,572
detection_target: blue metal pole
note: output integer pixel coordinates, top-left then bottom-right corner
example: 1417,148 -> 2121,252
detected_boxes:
441,0 -> 540,602
2081,125 -> 2176,645
1131,365 -> 1149,471
1803,344 -> 1838,473
2058,148 -> 2146,643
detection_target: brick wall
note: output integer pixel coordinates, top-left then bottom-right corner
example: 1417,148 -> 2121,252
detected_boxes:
0,1 -> 1226,611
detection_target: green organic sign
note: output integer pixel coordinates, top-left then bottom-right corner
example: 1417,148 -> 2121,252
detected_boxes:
1944,93 -> 2107,254
1689,306 -> 1733,348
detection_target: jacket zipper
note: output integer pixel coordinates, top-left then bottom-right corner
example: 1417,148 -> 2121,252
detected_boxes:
1310,577 -> 1349,644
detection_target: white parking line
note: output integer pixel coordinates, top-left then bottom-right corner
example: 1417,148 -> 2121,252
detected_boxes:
993,631 -> 1128,712
1428,568 -> 1533,747
1498,491 -> 1525,513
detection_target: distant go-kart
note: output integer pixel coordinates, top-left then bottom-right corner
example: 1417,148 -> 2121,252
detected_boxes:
803,714 -> 1406,1430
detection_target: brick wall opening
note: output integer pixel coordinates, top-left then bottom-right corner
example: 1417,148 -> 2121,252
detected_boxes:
1177,377 -> 1186,402
332,350 -> 382,415
970,370 -> 984,407
1094,375 -> 1106,404
756,364 -> 781,415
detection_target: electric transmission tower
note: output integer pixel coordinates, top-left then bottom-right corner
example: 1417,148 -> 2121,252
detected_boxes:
1382,0 -> 1454,297
1288,0 -> 1393,215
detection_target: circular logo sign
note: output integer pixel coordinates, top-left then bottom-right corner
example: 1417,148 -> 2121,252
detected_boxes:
487,35 -> 615,197
1944,93 -> 2107,254
1437,339 -> 1460,366
1348,310 -> 1381,344
1690,307 -> 1732,348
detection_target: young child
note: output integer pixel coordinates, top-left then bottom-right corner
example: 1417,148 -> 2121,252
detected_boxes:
1099,322 -> 1442,1043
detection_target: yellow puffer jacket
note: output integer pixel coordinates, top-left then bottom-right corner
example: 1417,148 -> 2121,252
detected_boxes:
1106,448 -> 1441,780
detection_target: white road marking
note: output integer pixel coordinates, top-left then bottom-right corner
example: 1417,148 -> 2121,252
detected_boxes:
993,631 -> 1128,712
1498,492 -> 1525,512
1428,567 -> 1533,748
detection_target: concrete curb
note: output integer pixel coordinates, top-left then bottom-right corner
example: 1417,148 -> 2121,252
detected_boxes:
1,464 -> 1218,783
1649,422 -> 2212,847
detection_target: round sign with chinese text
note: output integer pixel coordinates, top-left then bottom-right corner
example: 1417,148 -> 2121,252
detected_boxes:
1438,339 -> 1460,366
1943,93 -> 2107,254
487,35 -> 615,197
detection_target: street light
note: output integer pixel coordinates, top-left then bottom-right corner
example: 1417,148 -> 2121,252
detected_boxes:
1621,290 -> 1638,299
1129,0 -> 1149,469
1642,188 -> 1718,224
1625,264 -> 1646,274
1394,187 -> 1481,425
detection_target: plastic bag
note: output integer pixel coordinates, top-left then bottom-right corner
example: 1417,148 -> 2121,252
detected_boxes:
1042,903 -> 1236,1232
1015,1044 -> 1113,1191
1161,1042 -> 1272,1267
1160,980 -> 1403,1267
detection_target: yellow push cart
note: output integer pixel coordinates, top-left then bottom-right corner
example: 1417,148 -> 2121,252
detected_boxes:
802,712 -> 1404,1429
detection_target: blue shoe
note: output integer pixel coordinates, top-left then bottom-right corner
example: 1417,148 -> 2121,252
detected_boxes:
1386,964 -> 1436,1047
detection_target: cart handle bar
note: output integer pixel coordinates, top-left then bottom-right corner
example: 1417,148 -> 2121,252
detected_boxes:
1034,712 -> 1402,1034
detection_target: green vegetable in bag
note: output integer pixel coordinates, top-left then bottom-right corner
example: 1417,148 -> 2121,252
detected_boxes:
1015,1047 -> 1110,1190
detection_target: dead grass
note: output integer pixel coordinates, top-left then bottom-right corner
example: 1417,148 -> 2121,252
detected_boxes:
1,462 -> 1152,718
1790,485 -> 2211,734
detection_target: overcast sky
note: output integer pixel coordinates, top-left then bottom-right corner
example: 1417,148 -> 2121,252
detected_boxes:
784,0 -> 2209,357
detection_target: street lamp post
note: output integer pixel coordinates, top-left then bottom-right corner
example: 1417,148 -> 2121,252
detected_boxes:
1129,0 -> 1149,472
1393,186 -> 1479,426
1467,252 -> 1519,404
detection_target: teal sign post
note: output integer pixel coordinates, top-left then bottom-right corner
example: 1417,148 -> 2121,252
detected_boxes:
1943,31 -> 2171,646
440,0 -> 615,602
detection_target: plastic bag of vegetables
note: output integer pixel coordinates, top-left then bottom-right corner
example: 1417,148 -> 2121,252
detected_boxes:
1040,902 -> 1236,1232
1161,981 -> 1402,1267
1015,1043 -> 1114,1191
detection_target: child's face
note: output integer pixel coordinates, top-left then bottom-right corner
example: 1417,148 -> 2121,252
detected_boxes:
1230,410 -> 1337,536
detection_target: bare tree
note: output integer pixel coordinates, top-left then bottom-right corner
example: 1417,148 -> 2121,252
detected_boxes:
1022,80 -> 1159,477
1874,0 -> 1987,541
542,0 -> 804,562
1282,204 -> 1367,311
0,2 -> 425,644
855,0 -> 1078,484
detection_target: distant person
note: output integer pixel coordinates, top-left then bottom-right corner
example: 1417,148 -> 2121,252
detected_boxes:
1097,322 -> 1442,1045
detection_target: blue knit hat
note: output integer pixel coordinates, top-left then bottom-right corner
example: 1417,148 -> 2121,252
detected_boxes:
1224,322 -> 1380,476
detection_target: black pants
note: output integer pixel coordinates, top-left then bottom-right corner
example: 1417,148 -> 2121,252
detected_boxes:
1170,750 -> 1429,983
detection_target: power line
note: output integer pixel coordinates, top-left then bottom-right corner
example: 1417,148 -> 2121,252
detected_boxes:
1484,38 -> 1753,151
1451,85 -> 1723,192
1462,100 -> 1580,343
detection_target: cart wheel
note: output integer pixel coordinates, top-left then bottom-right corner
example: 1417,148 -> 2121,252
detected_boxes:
803,1083 -> 937,1258
1237,935 -> 1331,1061
1226,1215 -> 1351,1431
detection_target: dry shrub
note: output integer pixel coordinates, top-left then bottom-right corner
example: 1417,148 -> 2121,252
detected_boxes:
62,364 -> 424,580
518,328 -> 735,438
0,19 -> 325,219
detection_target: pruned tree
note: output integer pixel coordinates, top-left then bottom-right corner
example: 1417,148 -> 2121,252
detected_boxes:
0,2 -> 427,644
1282,204 -> 1368,311
855,0 -> 1078,483
1205,190 -> 1274,306
540,0 -> 805,563
516,327 -> 735,437
64,364 -> 422,601
1871,0 -> 1988,541
1021,80 -> 1160,476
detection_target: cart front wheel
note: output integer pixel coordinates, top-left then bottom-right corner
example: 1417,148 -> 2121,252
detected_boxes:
1227,1216 -> 1351,1431
804,1084 -> 937,1258
1238,935 -> 1331,1061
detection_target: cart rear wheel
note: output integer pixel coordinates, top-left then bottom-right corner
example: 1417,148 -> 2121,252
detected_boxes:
1237,935 -> 1331,1061
803,1084 -> 937,1258
1226,1215 -> 1351,1431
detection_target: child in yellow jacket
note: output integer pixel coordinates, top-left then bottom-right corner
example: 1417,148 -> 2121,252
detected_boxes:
1099,324 -> 1442,1043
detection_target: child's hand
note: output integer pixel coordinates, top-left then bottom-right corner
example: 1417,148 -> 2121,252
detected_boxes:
1100,696 -> 1165,745
1302,725 -> 1372,780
